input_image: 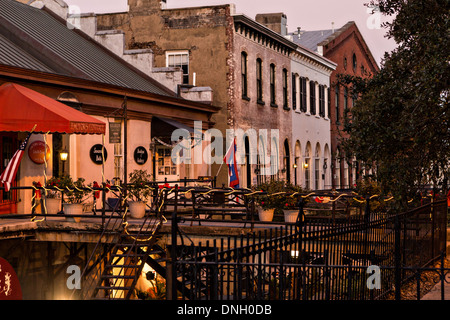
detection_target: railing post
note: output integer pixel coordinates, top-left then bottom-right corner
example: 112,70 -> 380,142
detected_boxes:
394,213 -> 402,300
167,185 -> 179,301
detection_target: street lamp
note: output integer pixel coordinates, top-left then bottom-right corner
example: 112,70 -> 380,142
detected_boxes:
60,148 -> 68,174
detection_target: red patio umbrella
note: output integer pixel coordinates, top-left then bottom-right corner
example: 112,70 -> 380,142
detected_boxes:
0,82 -> 105,134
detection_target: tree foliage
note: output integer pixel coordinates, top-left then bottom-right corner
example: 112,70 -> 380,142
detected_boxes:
339,0 -> 450,204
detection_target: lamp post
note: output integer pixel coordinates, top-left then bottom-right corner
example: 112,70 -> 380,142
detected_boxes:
60,148 -> 68,175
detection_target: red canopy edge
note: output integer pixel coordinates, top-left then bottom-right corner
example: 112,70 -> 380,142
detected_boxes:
0,83 -> 106,134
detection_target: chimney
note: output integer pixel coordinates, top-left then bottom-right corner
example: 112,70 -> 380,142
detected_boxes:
255,13 -> 288,36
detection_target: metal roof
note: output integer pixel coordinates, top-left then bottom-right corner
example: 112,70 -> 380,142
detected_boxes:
0,33 -> 55,73
290,29 -> 335,52
0,0 -> 174,97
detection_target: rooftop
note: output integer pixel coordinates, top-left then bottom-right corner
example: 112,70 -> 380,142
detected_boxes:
0,0 -> 175,97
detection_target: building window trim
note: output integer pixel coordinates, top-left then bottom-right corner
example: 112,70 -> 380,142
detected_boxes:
270,63 -> 277,107
166,50 -> 189,85
282,68 -> 289,110
256,58 -> 264,105
241,51 -> 249,100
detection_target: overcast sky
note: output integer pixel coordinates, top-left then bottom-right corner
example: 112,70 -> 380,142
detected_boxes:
64,0 -> 397,65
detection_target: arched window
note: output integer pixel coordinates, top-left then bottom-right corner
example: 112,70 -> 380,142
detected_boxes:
304,142 -> 311,189
284,139 -> 291,183
294,141 -> 301,186
352,53 -> 357,71
314,143 -> 321,190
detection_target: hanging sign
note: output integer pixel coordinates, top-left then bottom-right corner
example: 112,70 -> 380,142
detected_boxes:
0,257 -> 22,300
28,141 -> 50,165
109,122 -> 121,144
134,146 -> 148,165
89,144 -> 108,165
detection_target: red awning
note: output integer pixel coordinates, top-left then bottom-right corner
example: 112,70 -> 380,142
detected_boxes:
0,83 -> 105,134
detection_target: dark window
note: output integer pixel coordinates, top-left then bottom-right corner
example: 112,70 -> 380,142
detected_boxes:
292,73 -> 297,110
270,64 -> 276,106
256,58 -> 263,103
283,69 -> 288,109
309,81 -> 316,115
241,52 -> 248,99
319,85 -> 325,117
352,53 -> 357,71
300,77 -> 307,112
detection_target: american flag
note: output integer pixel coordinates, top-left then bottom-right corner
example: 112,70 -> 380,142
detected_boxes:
0,132 -> 32,192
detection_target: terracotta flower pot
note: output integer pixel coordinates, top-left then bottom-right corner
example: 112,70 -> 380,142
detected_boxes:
63,203 -> 83,222
257,208 -> 274,222
129,201 -> 146,219
45,198 -> 61,214
283,209 -> 298,223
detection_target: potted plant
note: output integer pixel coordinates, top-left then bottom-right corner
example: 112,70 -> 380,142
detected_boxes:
59,175 -> 89,222
282,183 -> 304,223
43,177 -> 63,214
128,169 -> 153,218
255,180 -> 286,222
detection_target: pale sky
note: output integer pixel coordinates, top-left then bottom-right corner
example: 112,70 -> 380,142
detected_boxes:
64,0 -> 397,65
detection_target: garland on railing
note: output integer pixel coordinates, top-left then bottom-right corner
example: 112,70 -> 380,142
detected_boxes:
28,181 -> 435,224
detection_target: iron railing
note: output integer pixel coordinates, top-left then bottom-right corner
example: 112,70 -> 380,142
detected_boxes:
170,199 -> 448,300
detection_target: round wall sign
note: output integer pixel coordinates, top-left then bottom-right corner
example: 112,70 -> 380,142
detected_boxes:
0,257 -> 22,300
134,146 -> 148,165
89,144 -> 108,165
28,141 -> 50,164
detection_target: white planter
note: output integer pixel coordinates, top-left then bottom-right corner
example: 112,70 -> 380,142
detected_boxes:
45,198 -> 61,214
129,201 -> 146,219
63,203 -> 83,222
257,208 -> 274,222
283,209 -> 299,223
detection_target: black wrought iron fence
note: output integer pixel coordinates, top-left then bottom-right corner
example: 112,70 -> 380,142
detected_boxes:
171,199 -> 448,300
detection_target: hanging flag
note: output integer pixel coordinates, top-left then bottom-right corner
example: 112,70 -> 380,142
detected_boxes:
224,138 -> 240,188
0,131 -> 33,192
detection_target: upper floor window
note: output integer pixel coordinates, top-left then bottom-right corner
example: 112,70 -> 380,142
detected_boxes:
319,85 -> 325,117
352,53 -> 357,71
256,58 -> 263,103
292,73 -> 297,110
166,51 -> 189,84
309,80 -> 316,115
282,68 -> 289,109
299,77 -> 307,112
270,64 -> 276,107
241,52 -> 249,99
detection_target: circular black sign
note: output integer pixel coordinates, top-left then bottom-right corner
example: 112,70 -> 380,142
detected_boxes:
89,144 -> 108,165
134,146 -> 148,165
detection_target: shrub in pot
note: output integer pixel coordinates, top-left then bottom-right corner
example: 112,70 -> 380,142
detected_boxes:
128,170 -> 153,218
